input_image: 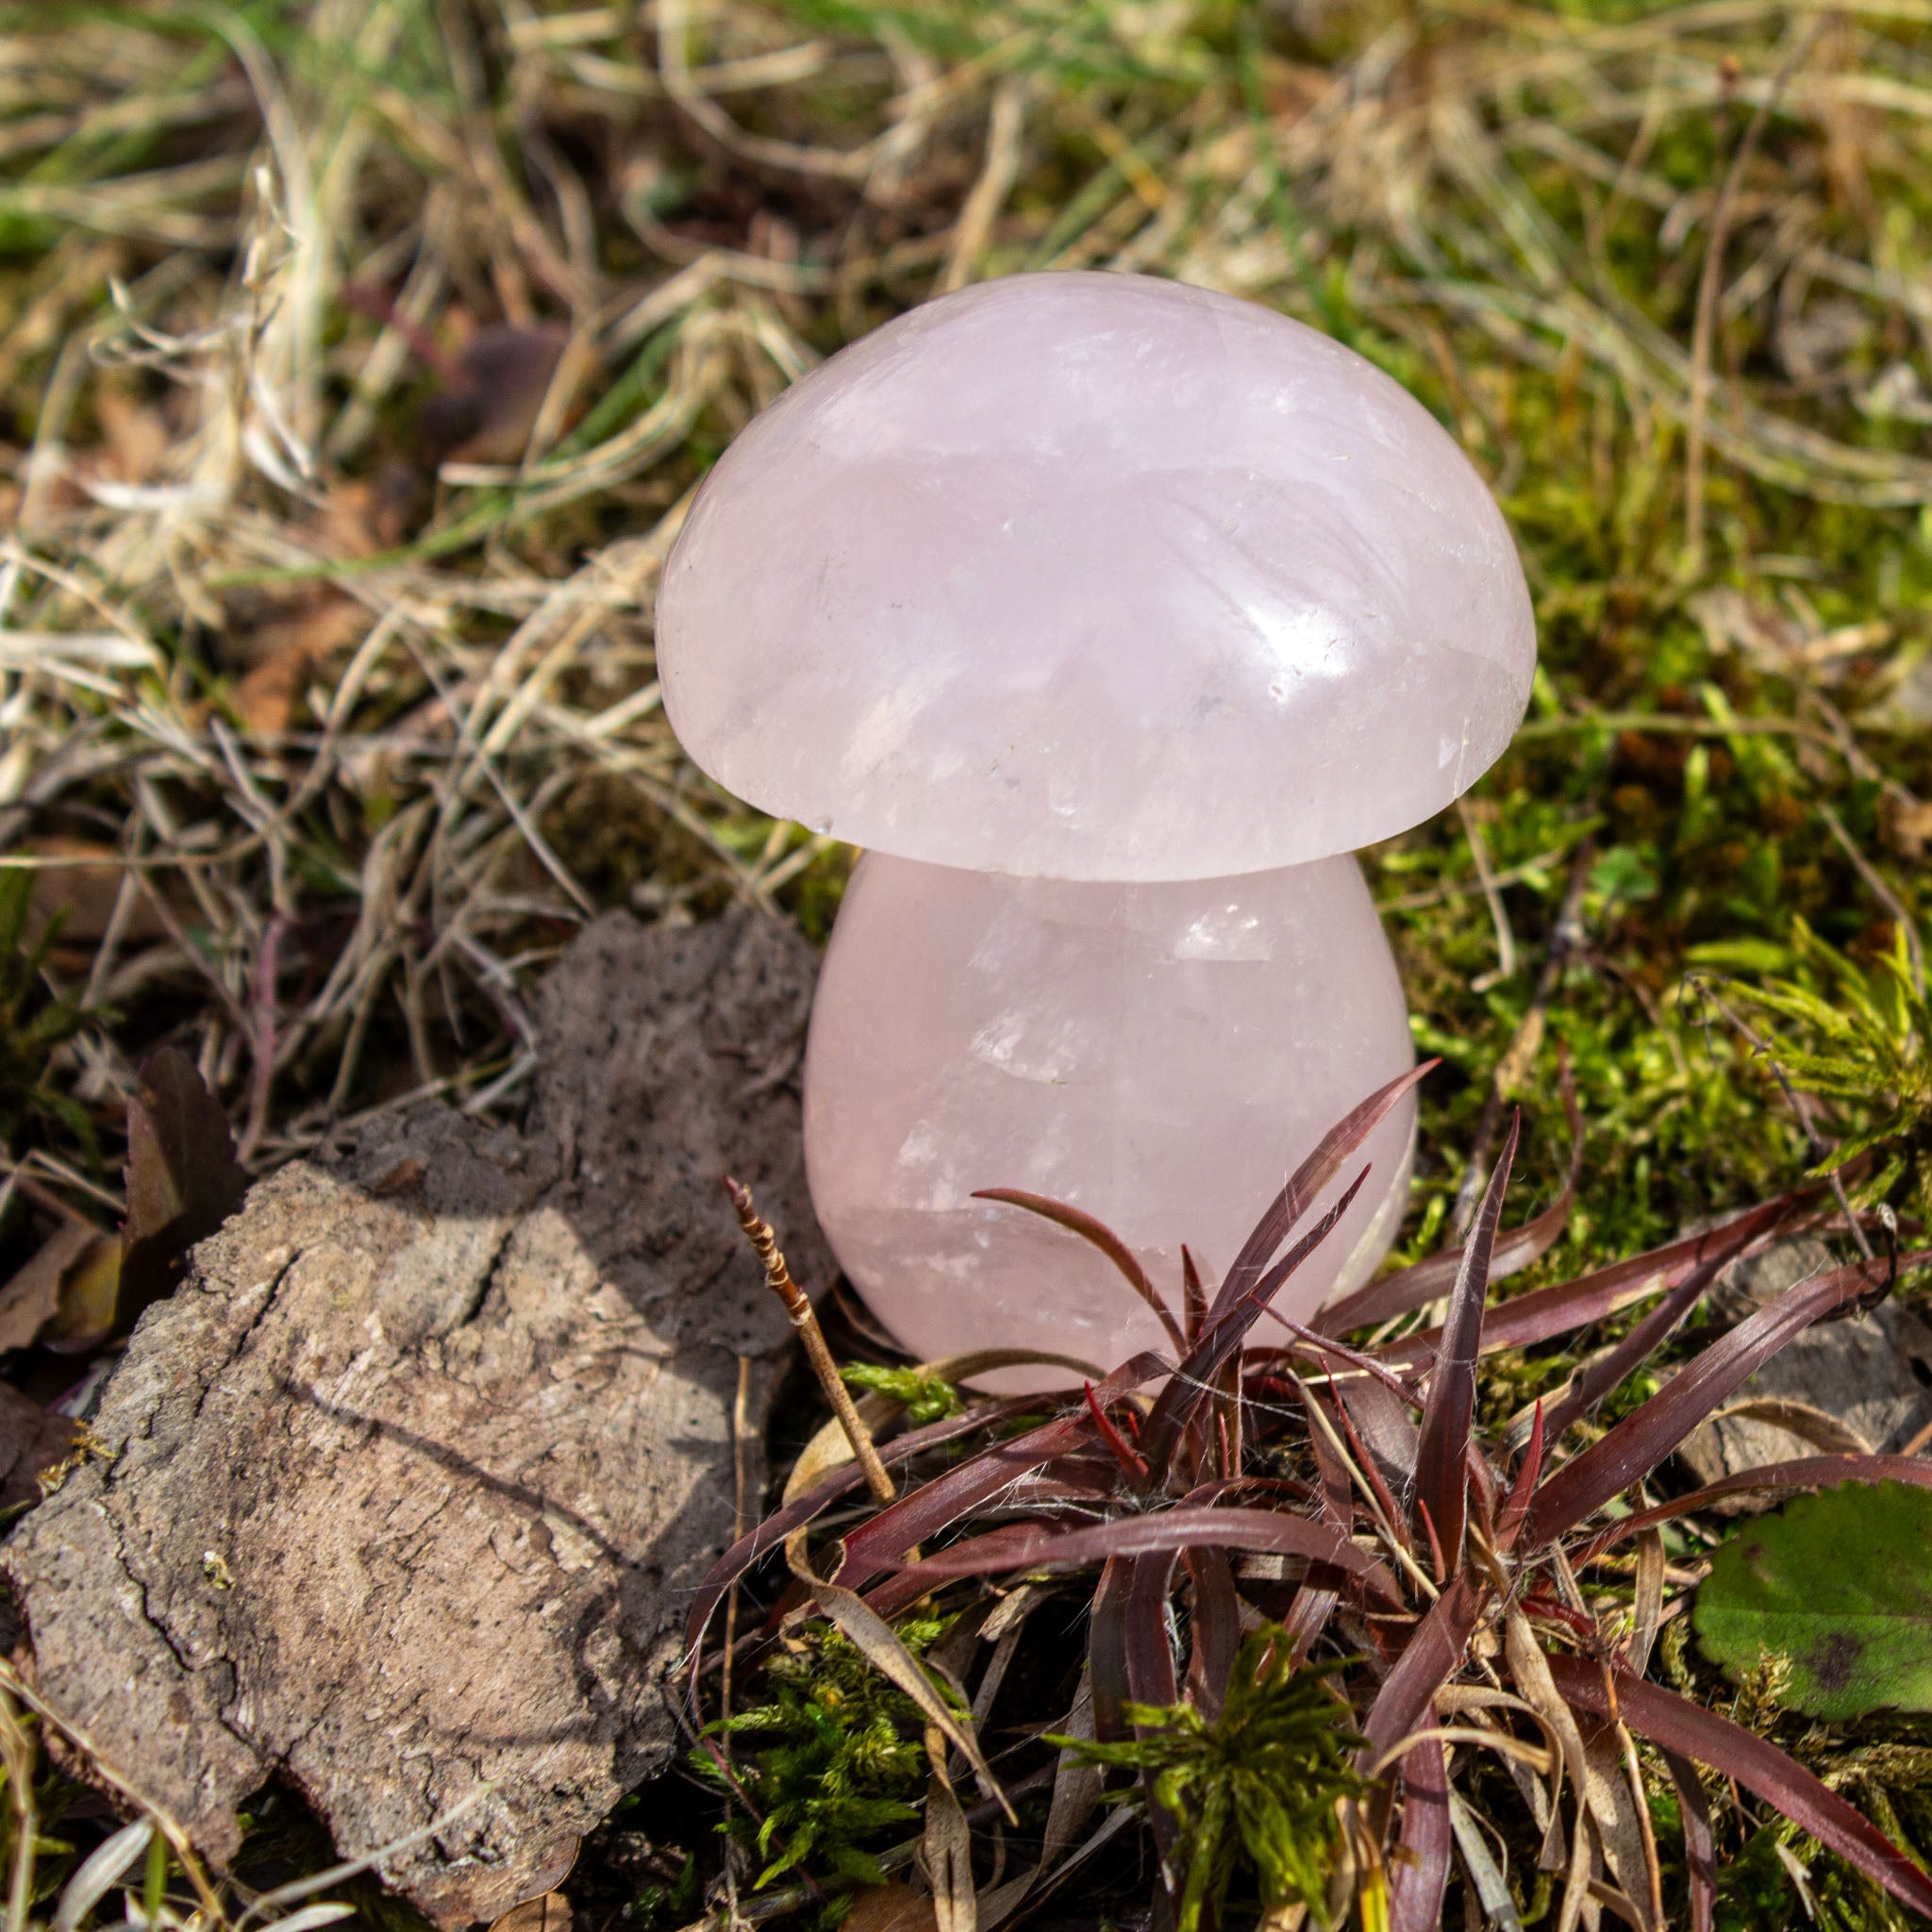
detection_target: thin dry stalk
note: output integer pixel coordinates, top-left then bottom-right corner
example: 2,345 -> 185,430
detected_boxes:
1684,21 -> 1823,570
724,1175 -> 896,1507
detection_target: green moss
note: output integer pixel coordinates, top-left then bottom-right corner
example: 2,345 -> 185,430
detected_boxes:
695,1616 -> 952,1895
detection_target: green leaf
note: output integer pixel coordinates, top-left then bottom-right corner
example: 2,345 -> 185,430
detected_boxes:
1590,845 -> 1659,903
1685,939 -> 1791,974
1694,1481 -> 1932,1721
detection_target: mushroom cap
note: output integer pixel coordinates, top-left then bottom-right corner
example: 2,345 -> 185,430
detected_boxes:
658,271 -> 1536,879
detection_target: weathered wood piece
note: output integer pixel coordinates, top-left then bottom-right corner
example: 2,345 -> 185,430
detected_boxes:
4,909 -> 828,1927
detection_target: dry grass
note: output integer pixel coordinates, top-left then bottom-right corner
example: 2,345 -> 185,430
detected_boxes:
4,0 -> 1932,1261
8,3 -> 1932,1924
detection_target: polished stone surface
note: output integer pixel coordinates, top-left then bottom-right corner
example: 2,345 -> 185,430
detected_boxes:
803,854 -> 1416,1390
658,271 -> 1535,878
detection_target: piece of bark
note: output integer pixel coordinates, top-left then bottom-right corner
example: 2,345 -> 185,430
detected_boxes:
3,908 -> 829,1927
1678,1237 -> 1932,1489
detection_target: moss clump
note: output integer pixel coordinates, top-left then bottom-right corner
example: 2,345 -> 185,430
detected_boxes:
696,1615 -> 951,1895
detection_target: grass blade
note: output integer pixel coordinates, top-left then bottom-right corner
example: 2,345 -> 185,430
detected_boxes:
684,1397 -> 1039,1647
836,1352 -> 1170,1590
1124,1551 -> 1180,1707
1378,1194 -> 1800,1374
1320,1188 -> 1569,1335
1205,1063 -> 1436,1334
1534,1237 -> 1740,1447
1546,1654 -> 1932,1922
1494,1400 -> 1544,1553
1089,1555 -> 1133,1742
1573,1455 -> 1932,1565
894,1505 -> 1404,1606
810,1574 -> 1013,1823
1522,1248 -> 1931,1548
1181,1247 -> 1207,1345
1324,1083 -> 1578,1334
1664,1750 -> 1717,1932
1141,1168 -> 1372,1475
1414,1113 -> 1519,1569
53,1822 -> 153,1932
974,1189 -> 1185,1353
1183,1546 -> 1241,1720
1387,1740 -> 1453,1932
1360,1577 -> 1491,1764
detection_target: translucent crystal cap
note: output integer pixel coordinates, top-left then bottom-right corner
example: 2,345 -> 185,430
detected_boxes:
658,271 -> 1536,880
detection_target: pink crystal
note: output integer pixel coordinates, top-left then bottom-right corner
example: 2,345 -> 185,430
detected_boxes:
803,855 -> 1415,1390
658,271 -> 1536,881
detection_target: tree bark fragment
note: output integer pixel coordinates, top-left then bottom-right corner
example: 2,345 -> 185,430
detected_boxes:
3,908 -> 830,1928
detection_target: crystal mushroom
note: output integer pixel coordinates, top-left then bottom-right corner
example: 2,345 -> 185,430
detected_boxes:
658,272 -> 1536,1388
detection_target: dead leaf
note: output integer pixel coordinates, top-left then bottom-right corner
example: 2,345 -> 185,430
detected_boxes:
25,837 -> 166,958
844,1887 -> 940,1932
226,593 -> 366,734
371,1157 -> 428,1197
0,1216 -> 118,1355
118,1048 -> 248,1324
0,1380 -> 81,1511
423,324 -> 571,466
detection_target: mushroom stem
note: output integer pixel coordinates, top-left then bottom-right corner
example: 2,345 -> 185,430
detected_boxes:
800,853 -> 1418,1392
724,1174 -> 897,1507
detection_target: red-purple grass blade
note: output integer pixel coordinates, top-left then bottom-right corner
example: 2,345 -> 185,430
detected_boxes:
891,1505 -> 1405,1607
1522,1247 -> 1931,1548
1206,1062 -> 1437,1333
1574,1455 -> 1932,1565
1360,1576 -> 1491,1764
1379,1192 -> 1802,1374
835,1351 -> 1170,1591
1535,1238 -> 1741,1447
1182,1246 -> 1207,1345
1664,1750 -> 1716,1932
1283,1379 -> 1356,1660
1306,1385 -> 1355,1530
861,1522 -> 1059,1622
684,1396 -> 1039,1647
1174,1474 -> 1315,1509
1090,1554 -> 1133,1741
1546,1654 -> 1932,1921
1326,1055 -> 1582,1336
1414,1113 -> 1520,1572
1125,1551 -> 1181,1707
1308,1381 -> 1404,1545
1318,1198 -> 1561,1336
1140,1169 -> 1372,1477
1494,1400 -> 1544,1553
1184,1546 -> 1242,1721
974,1189 -> 1186,1354
1281,1575 -> 1340,1667
1124,1549 -> 1184,1891
1084,1381 -> 1151,1483
1387,1739 -> 1453,1932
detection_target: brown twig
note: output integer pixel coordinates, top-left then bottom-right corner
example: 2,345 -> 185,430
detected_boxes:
724,1176 -> 896,1507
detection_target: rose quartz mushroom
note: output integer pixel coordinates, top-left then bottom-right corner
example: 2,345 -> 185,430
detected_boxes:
658,272 -> 1536,1388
